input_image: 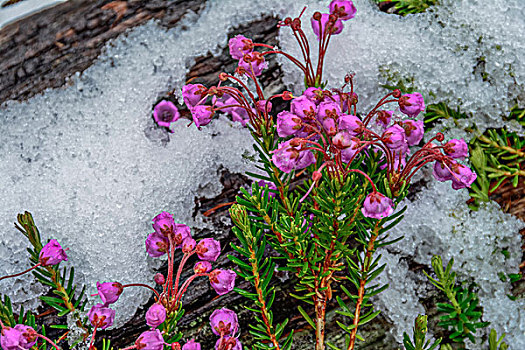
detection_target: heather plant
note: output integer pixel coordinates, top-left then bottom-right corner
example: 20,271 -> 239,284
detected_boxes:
176,1 -> 477,349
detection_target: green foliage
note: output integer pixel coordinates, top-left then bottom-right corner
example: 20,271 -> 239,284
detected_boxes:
507,105 -> 525,126
102,338 -> 114,350
162,304 -> 184,344
488,329 -> 508,350
0,294 -> 37,328
424,256 -> 490,345
403,315 -> 441,350
375,0 -> 440,16
423,102 -> 469,128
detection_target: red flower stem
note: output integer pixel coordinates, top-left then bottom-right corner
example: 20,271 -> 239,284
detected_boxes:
291,30 -> 315,83
174,273 -> 208,303
172,251 -> 194,297
37,334 -> 62,350
220,75 -> 258,105
120,345 -> 137,350
363,95 -> 398,126
166,235 -> 175,299
87,326 -> 98,350
347,169 -> 377,192
261,50 -> 308,73
122,283 -> 160,300
0,262 -> 41,281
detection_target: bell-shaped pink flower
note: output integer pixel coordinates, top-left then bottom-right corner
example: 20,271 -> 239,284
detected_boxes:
191,105 -> 214,129
173,224 -> 192,248
209,308 -> 239,336
449,163 -> 477,190
398,92 -> 425,118
182,84 -> 206,109
194,261 -> 212,274
433,161 -> 453,182
317,101 -> 341,122
88,304 -> 116,330
271,140 -> 315,173
311,13 -> 343,39
376,110 -> 393,128
152,211 -> 175,236
361,192 -> 394,219
332,131 -> 352,149
228,35 -> 253,60
337,114 -> 364,136
329,0 -> 357,20
255,100 -> 272,114
182,238 -> 196,254
215,336 -> 242,350
134,329 -> 165,350
322,117 -> 337,135
443,139 -> 469,159
14,325 -> 37,349
95,282 -> 123,306
0,325 -> 37,350
183,339 -> 201,350
238,52 -> 267,77
276,111 -> 302,138
400,120 -> 424,146
195,238 -> 221,261
291,95 -> 317,119
153,100 -> 180,128
39,239 -> 68,267
145,232 -> 169,258
146,303 -> 166,329
340,138 -> 361,163
209,269 -> 236,295
383,124 -> 407,151
304,87 -> 324,104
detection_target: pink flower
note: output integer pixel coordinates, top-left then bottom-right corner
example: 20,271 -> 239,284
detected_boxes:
322,117 -> 337,135
276,111 -> 302,138
340,138 -> 361,163
383,124 -> 407,151
215,336 -> 242,350
361,192 -> 394,219
271,140 -> 315,173
95,282 -> 123,306
332,131 -> 352,149
449,163 -> 477,190
183,339 -> 201,350
182,237 -> 196,253
228,35 -> 254,60
257,180 -> 277,198
88,304 -> 115,330
146,303 -> 166,329
238,52 -> 267,77
39,239 -> 68,267
338,114 -> 364,136
145,232 -> 169,257
311,13 -> 343,39
329,0 -> 357,20
400,119 -> 424,146
191,105 -> 214,128
433,161 -> 453,182
196,238 -> 221,261
317,101 -> 341,122
194,261 -> 212,274
291,95 -> 317,119
255,100 -> 272,114
153,100 -> 180,127
304,87 -> 324,104
443,139 -> 469,159
0,325 -> 37,350
209,308 -> 239,336
173,224 -> 192,248
398,92 -> 425,118
134,329 -> 165,350
152,211 -> 175,236
209,269 -> 236,295
376,110 -> 393,128
13,325 -> 37,349
182,84 -> 206,109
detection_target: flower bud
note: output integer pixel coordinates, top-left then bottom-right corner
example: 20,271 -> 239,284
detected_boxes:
196,238 -> 221,261
443,139 -> 468,159
95,282 -> 123,306
152,211 -> 175,237
398,92 -> 425,118
39,239 -> 68,267
238,52 -> 267,77
312,171 -> 322,181
0,325 -> 37,350
182,339 -> 201,350
134,329 -> 164,350
182,237 -> 196,253
153,100 -> 180,127
282,91 -> 293,100
209,308 -> 239,336
194,261 -> 212,274
291,95 -> 317,119
329,1 -> 357,21
228,35 -> 254,60
332,131 -> 352,149
146,303 -> 166,329
209,269 -> 236,295
399,119 -> 424,146
182,84 -> 206,109
375,110 -> 393,128
154,273 -> 165,285
88,304 -> 116,330
145,232 -> 169,258
191,105 -> 214,129
383,124 -> 407,151
361,192 -> 394,219
311,13 -> 343,39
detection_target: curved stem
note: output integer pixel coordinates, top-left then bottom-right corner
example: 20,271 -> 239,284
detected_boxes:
87,326 -> 97,350
0,262 -> 41,281
37,334 -> 62,350
122,283 -> 160,300
172,252 -> 194,297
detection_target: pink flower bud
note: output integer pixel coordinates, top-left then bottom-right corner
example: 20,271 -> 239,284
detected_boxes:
332,131 -> 352,149
276,111 -> 302,137
39,239 -> 68,267
338,114 -> 364,136
376,110 -> 393,128
154,273 -> 165,285
95,282 -> 123,306
182,238 -> 196,253
271,140 -> 315,173
304,87 -> 324,104
215,336 -> 242,350
291,95 -> 317,119
238,52 -> 267,77
209,269 -> 236,296
449,163 -> 477,190
194,261 -> 212,274
322,117 -> 337,135
153,100 -> 180,127
433,161 -> 453,182
88,304 -> 115,330
340,138 -> 360,163
196,238 -> 221,261
191,105 -> 214,129
152,211 -> 175,237
228,35 -> 253,60
146,303 -> 166,329
317,101 -> 341,122
311,13 -> 343,39
145,232 -> 169,258
400,120 -> 424,146
383,124 -> 407,151
173,224 -> 192,248
209,308 -> 239,336
182,84 -> 206,109
443,139 -> 468,159
361,192 -> 394,219
398,92 -> 425,118
134,329 -> 164,350
0,325 -> 37,350
255,100 -> 272,114
329,0 -> 357,20
183,339 -> 201,350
